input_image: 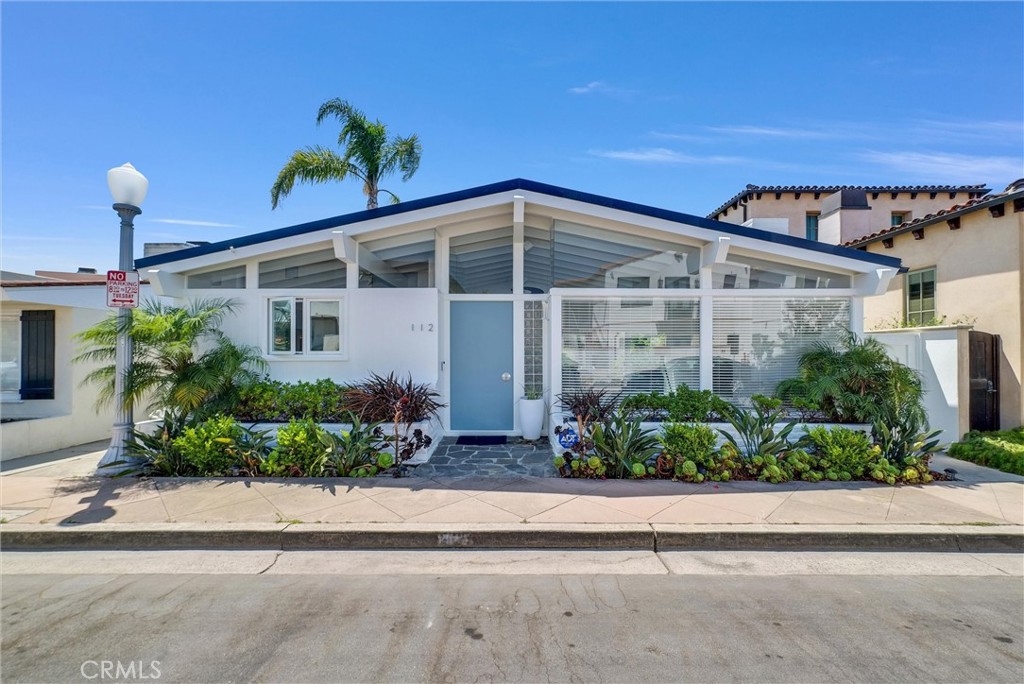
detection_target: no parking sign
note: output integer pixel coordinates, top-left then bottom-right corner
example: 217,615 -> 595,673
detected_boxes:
106,270 -> 140,308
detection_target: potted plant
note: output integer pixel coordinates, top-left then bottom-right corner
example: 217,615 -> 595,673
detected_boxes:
519,388 -> 546,441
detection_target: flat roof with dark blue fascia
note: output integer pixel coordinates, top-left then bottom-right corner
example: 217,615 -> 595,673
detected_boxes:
135,179 -> 903,270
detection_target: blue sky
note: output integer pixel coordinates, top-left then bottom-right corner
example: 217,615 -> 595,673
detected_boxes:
3,1 -> 1022,274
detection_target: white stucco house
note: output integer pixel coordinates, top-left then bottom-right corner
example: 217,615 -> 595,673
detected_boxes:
0,272 -> 156,461
134,179 -> 903,437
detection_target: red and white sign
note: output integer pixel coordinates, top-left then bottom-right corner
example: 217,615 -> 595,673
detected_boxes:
106,270 -> 140,308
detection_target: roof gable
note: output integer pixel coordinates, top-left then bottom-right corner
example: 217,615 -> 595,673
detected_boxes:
135,178 -> 901,271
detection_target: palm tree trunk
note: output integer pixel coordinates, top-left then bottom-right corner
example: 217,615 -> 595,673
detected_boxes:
366,181 -> 378,209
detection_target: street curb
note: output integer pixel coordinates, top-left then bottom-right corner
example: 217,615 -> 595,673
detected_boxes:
0,523 -> 287,550
2,523 -> 1021,552
281,523 -> 654,550
651,524 -> 1024,553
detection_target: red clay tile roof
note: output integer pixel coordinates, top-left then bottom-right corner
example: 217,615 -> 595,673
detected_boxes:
843,180 -> 1024,248
706,183 -> 991,220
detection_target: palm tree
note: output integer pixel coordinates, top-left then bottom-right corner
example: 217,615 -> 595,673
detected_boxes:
776,331 -> 926,425
270,98 -> 422,210
74,298 -> 266,421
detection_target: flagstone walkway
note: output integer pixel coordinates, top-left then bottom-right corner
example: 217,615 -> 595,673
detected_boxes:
409,437 -> 556,478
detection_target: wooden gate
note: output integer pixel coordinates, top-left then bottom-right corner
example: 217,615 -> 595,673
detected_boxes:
968,331 -> 999,432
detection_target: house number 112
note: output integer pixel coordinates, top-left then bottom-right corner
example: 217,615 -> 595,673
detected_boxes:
412,323 -> 435,332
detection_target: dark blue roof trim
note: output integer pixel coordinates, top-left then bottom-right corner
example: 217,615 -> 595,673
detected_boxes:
135,178 -> 902,270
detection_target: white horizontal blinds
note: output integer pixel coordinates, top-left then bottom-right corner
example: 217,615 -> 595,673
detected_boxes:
712,297 -> 851,403
258,249 -> 346,288
711,255 -> 852,289
187,265 -> 246,289
561,296 -> 700,402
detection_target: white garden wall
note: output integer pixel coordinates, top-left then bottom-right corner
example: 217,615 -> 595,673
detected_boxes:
868,326 -> 969,444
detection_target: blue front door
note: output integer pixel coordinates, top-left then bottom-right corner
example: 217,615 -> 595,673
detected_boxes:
450,301 -> 514,430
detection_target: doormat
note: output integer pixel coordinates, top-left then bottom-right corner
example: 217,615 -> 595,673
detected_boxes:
456,435 -> 507,446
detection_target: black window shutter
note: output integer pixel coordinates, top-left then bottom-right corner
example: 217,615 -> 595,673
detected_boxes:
20,310 -> 55,400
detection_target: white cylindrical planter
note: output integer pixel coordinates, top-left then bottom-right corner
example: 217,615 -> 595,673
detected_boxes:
519,398 -> 546,441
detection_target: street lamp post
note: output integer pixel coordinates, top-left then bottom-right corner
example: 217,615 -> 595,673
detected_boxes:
99,163 -> 148,468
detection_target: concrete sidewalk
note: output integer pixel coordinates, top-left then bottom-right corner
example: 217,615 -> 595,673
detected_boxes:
1,443 -> 1022,551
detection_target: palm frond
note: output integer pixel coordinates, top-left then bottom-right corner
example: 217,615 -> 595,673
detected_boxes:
270,147 -> 352,209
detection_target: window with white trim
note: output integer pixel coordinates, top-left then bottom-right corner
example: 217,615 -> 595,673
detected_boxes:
268,297 -> 344,355
905,268 -> 936,325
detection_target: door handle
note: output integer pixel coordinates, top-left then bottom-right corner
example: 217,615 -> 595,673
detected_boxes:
987,381 -> 997,394
501,372 -> 511,382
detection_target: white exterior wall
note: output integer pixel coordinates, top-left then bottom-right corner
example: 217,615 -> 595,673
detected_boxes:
869,326 -> 970,443
0,285 -> 157,461
190,288 -> 440,386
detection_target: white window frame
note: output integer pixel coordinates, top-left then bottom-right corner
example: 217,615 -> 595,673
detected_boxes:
265,295 -> 347,358
1,313 -> 21,402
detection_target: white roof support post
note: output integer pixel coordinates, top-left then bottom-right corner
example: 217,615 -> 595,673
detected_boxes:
701,236 -> 731,268
513,195 -> 526,409
854,267 -> 897,296
697,239 -> 724,393
145,270 -> 185,298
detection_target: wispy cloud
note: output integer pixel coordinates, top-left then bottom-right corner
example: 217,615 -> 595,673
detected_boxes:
858,150 -> 1024,182
913,119 -> 1023,143
151,218 -> 238,228
650,131 -> 715,144
707,124 -> 833,140
590,148 -> 748,164
569,81 -> 610,95
567,80 -> 638,99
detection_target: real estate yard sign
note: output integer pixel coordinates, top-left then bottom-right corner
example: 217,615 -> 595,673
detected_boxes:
106,270 -> 140,308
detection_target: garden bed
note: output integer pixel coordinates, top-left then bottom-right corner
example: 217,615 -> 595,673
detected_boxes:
244,417 -> 444,465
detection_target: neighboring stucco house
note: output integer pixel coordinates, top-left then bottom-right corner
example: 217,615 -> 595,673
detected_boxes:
0,271 -> 154,461
708,184 -> 990,245
134,180 -> 901,438
844,179 -> 1024,435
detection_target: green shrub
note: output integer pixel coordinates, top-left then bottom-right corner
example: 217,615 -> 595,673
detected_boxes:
665,386 -> 730,423
172,415 -> 245,476
235,378 -> 350,422
660,423 -> 718,469
800,426 -> 879,479
776,331 -> 925,425
318,412 -> 391,477
621,392 -> 671,421
620,387 -> 729,423
266,419 -> 329,477
948,428 -> 1024,476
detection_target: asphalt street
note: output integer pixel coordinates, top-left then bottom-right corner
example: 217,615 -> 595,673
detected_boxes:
2,550 -> 1022,684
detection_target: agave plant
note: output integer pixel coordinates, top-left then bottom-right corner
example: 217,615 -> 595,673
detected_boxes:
591,411 -> 660,478
718,395 -> 796,459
